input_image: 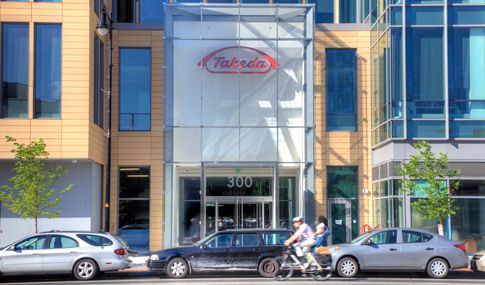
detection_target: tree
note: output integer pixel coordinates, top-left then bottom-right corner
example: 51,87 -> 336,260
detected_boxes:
0,136 -> 73,233
395,141 -> 461,233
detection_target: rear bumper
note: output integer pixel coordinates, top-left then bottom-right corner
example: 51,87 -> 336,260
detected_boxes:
147,260 -> 167,272
99,258 -> 133,272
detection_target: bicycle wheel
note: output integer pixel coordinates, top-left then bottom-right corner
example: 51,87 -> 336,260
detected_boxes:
309,266 -> 332,281
270,256 -> 294,281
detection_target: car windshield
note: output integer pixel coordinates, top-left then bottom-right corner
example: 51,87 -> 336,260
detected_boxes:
351,231 -> 375,243
193,233 -> 217,246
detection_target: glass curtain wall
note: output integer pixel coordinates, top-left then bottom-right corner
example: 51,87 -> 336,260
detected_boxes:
371,1 -> 485,145
163,4 -> 315,248
372,180 -> 404,229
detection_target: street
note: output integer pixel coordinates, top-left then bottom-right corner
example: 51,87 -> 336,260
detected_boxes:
0,273 -> 484,285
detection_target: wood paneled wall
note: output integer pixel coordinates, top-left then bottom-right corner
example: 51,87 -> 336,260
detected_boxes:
315,30 -> 372,230
110,30 -> 164,251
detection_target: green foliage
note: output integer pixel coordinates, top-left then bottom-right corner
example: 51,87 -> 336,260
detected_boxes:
395,141 -> 461,226
0,136 -> 73,233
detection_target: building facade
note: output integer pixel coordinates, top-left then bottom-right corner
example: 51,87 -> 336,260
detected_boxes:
0,0 -> 483,257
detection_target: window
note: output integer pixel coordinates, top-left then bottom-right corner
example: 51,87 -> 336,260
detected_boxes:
452,180 -> 485,196
326,49 -> 357,131
236,234 -> 259,247
2,23 -> 29,118
119,48 -> 151,131
206,234 -> 233,248
117,0 -> 163,23
369,230 -> 397,244
451,198 -> 485,254
35,0 -> 62,2
307,0 -> 334,23
262,232 -> 291,245
339,0 -> 357,23
35,24 -> 62,118
118,166 -> 150,255
406,27 -> 445,136
402,231 -> 431,243
48,236 -> 78,249
279,177 -> 296,229
406,6 -> 443,26
16,236 -> 47,250
77,235 -> 113,246
448,27 -> 485,134
448,6 -> 485,25
327,166 -> 358,198
94,36 -> 104,128
95,0 -> 105,17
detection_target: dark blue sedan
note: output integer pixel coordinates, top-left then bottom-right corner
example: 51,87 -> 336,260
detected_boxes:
147,228 -> 293,278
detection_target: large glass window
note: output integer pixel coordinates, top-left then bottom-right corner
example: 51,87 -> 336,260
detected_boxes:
406,28 -> 444,116
451,199 -> 485,254
119,48 -> 151,131
448,27 -> 485,124
448,6 -> 485,25
406,6 -> 443,26
2,24 -> 29,118
327,166 -> 358,198
35,24 -> 62,118
308,0 -> 334,23
326,49 -> 357,131
339,0 -> 357,23
452,180 -> 485,196
118,166 -> 150,255
117,0 -> 163,23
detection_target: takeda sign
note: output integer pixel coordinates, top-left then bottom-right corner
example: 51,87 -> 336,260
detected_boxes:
197,46 -> 278,74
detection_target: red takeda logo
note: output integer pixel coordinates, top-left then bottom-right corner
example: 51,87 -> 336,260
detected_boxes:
197,46 -> 278,74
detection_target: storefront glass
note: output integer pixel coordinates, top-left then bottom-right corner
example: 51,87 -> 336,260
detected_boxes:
163,4 -> 315,248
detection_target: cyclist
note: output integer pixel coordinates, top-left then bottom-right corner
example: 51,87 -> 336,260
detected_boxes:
284,217 -> 316,261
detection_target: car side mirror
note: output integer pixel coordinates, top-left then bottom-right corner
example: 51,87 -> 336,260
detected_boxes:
201,244 -> 207,250
362,239 -> 374,246
9,245 -> 17,251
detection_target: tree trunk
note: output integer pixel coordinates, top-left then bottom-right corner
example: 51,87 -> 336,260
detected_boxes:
35,217 -> 38,234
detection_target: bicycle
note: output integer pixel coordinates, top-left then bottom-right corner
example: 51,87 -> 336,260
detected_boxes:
269,245 -> 332,281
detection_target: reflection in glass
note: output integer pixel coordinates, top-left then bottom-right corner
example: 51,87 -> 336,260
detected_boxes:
406,28 -> 444,101
279,177 -> 295,229
391,28 -> 403,101
407,120 -> 446,138
393,198 -> 403,227
450,120 -> 485,138
206,177 -> 271,197
118,200 -> 150,255
449,101 -> 485,119
448,6 -> 485,25
35,24 -> 62,118
202,128 -> 239,161
326,49 -> 357,131
119,48 -> 151,130
307,0 -> 334,23
327,166 -> 358,198
406,101 -> 445,119
406,6 -> 443,26
2,24 -> 28,118
391,7 -> 402,25
451,199 -> 485,254
240,128 -> 277,161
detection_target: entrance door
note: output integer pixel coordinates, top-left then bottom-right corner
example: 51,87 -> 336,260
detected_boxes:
328,199 -> 352,245
208,199 -> 272,233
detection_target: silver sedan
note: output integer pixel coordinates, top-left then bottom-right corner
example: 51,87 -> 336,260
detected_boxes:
0,231 -> 132,281
329,227 -> 469,279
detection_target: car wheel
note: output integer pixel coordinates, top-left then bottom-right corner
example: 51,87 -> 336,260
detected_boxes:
427,258 -> 449,279
258,258 -> 276,278
337,257 -> 359,278
73,259 -> 99,281
166,258 -> 189,279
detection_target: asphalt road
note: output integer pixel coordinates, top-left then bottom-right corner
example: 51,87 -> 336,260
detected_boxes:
0,273 -> 484,285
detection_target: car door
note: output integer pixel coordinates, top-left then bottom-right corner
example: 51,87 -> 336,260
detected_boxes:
232,233 -> 261,268
359,230 -> 401,269
43,235 -> 81,272
400,230 -> 436,270
260,231 -> 292,256
1,235 -> 47,273
195,233 -> 234,268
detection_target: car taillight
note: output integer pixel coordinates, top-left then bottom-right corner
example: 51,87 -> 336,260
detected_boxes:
453,244 -> 467,254
114,248 -> 127,255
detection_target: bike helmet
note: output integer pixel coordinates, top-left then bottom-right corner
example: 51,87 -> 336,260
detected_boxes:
292,217 -> 303,223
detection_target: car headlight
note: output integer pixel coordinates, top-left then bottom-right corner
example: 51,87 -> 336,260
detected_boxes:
150,254 -> 159,261
479,255 -> 485,261
330,247 -> 341,254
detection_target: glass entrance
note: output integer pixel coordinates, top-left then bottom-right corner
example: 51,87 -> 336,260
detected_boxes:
206,199 -> 273,234
327,198 -> 358,245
